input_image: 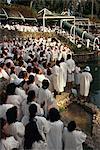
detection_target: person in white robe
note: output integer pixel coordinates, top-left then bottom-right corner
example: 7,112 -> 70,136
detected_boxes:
63,121 -> 87,150
0,118 -> 19,150
14,78 -> 27,101
74,63 -> 81,94
6,106 -> 25,150
66,54 -> 75,92
0,104 -> 14,120
47,108 -> 64,150
52,61 -> 60,94
80,66 -> 93,99
0,67 -> 9,80
27,74 -> 39,98
22,90 -> 43,116
37,79 -> 56,117
59,57 -> 67,89
24,112 -> 47,150
35,68 -> 46,88
22,104 -> 49,142
46,68 -> 54,92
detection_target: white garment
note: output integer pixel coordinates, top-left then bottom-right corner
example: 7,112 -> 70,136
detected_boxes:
63,128 -> 87,150
6,95 -> 23,120
15,87 -> 27,101
74,66 -> 81,85
80,72 -> 92,97
0,104 -> 14,119
47,120 -> 63,150
0,68 -> 9,79
52,65 -> 60,92
1,136 -> 19,150
59,66 -> 64,92
46,74 -> 54,92
37,88 -> 55,117
28,82 -> 39,98
9,121 -> 25,149
66,58 -> 75,82
32,141 -> 47,150
22,100 -> 44,116
60,62 -> 67,88
35,74 -> 46,87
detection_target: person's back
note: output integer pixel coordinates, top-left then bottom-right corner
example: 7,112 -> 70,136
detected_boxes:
80,66 -> 92,97
63,127 -> 77,150
47,108 -> 63,150
63,121 -> 87,150
47,120 -> 63,150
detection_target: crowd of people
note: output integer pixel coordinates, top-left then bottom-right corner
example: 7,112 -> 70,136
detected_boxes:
0,36 -> 93,150
0,23 -> 61,33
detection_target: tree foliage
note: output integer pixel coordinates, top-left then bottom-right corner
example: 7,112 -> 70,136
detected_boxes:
1,0 -> 100,18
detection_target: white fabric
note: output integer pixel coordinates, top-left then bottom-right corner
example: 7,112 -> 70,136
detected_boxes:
47,120 -> 63,150
1,136 -> 19,150
60,62 -> 67,88
0,68 -> 9,79
37,88 -> 55,117
35,74 -> 46,87
9,121 -> 25,149
80,72 -> 92,97
74,66 -> 81,85
6,95 -> 23,120
15,87 -> 27,100
0,104 -> 14,119
63,128 -> 87,150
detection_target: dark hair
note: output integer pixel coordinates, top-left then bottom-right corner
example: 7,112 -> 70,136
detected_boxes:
6,106 -> 17,124
27,66 -> 32,73
67,121 -> 76,132
28,75 -> 35,84
42,79 -> 49,89
6,62 -> 11,68
24,120 -> 43,149
60,57 -> 64,62
27,90 -> 35,104
67,54 -> 71,60
48,108 -> 60,122
29,104 -> 37,122
6,83 -> 16,95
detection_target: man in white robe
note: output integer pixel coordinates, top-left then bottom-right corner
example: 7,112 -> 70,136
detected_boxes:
59,57 -> 67,89
63,121 -> 87,150
80,66 -> 92,99
66,54 -> 75,92
52,61 -> 60,94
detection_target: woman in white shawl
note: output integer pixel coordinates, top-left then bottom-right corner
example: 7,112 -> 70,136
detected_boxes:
0,118 -> 19,150
47,108 -> 64,150
23,104 -> 48,150
63,121 -> 87,150
6,106 -> 25,150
